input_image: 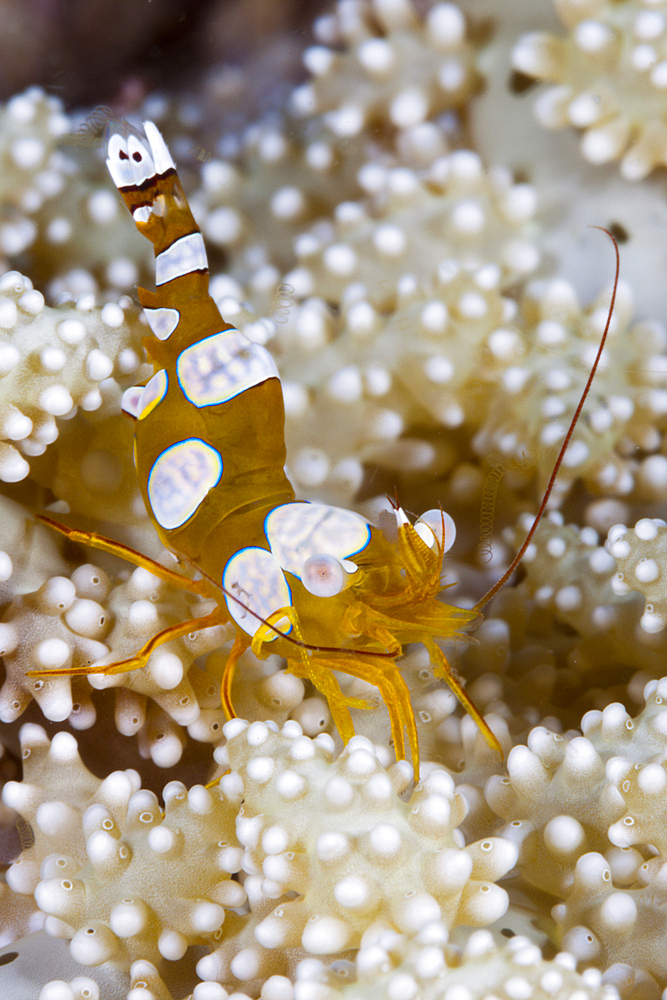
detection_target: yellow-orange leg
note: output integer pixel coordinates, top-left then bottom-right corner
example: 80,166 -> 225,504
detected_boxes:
28,607 -> 229,678
300,651 -> 418,770
375,666 -> 414,764
287,653 -> 375,748
248,605 -> 362,741
360,661 -> 415,766
220,630 -> 251,720
36,514 -> 218,599
248,606 -> 378,752
354,610 -> 501,762
427,640 -> 503,758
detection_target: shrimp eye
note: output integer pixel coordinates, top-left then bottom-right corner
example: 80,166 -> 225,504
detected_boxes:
414,509 -> 457,554
302,554 -> 346,598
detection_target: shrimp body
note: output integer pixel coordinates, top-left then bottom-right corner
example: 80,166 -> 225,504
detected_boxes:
33,122 -> 505,771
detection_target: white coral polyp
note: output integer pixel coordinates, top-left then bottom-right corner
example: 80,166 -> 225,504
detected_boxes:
512,1 -> 667,179
0,271 -> 146,482
291,928 -> 619,1000
5,727 -> 245,969
215,723 -> 516,958
0,558 -> 228,748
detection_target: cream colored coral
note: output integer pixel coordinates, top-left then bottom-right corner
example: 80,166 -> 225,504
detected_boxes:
190,0 -> 479,284
0,88 -> 70,258
37,975 -> 100,1000
209,721 -> 516,963
0,494 -> 67,607
479,677 -> 667,991
0,87 -> 161,299
0,270 -> 146,484
582,680 -> 667,759
608,756 -> 667,854
3,725 -> 245,969
186,0 -> 483,325
297,0 -> 478,138
291,150 -> 539,312
0,562 -> 229,762
481,511 -> 667,718
485,727 -> 626,897
470,276 -> 667,504
3,727 -> 112,893
9,1 -> 667,995
277,214 -> 667,512
191,124 -> 368,280
552,851 -> 666,991
608,518 -> 667,634
512,0 -> 667,180
278,266 -> 508,506
31,413 -> 151,530
502,515 -> 623,638
275,242 -> 531,508
0,881 -> 44,948
2,721 -> 520,988
290,926 -> 620,1000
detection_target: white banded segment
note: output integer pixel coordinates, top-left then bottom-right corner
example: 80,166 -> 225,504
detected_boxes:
265,503 -> 371,578
137,369 -> 168,421
143,121 -> 176,176
177,329 -> 279,408
133,206 -> 152,224
144,306 -> 180,341
121,371 -> 168,421
156,232 -> 207,286
121,385 -> 144,419
148,438 -> 223,530
223,547 -> 292,638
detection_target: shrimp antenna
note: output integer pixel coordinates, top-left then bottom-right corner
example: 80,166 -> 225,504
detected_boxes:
473,227 -> 619,614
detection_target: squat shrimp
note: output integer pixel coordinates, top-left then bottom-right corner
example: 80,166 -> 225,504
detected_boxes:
30,121 -> 619,773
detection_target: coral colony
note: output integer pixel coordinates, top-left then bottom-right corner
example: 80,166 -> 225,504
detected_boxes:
3,1 -> 667,998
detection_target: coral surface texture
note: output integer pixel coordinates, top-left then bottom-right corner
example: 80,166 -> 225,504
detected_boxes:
3,2 -> 667,999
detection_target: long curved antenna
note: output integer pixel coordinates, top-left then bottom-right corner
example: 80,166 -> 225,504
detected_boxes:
473,227 -> 620,614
